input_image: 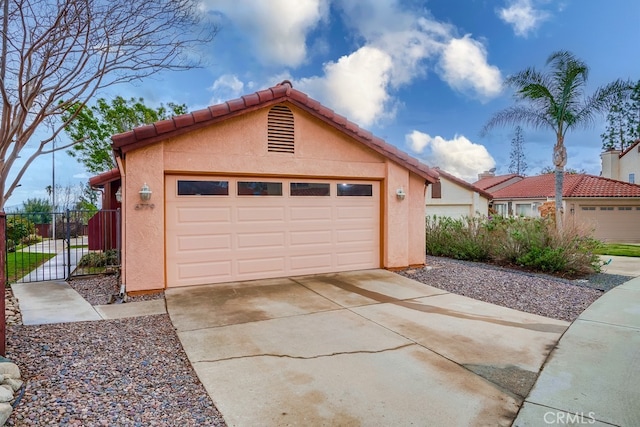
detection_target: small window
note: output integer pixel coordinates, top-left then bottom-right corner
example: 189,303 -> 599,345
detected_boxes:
337,183 -> 373,196
177,180 -> 228,196
290,183 -> 330,196
515,204 -> 532,216
618,207 -> 633,211
600,207 -> 614,211
431,181 -> 442,199
581,207 -> 596,211
237,181 -> 282,196
630,173 -> 635,184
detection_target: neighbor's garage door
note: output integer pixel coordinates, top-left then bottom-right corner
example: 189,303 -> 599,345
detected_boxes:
578,205 -> 640,242
165,176 -> 380,287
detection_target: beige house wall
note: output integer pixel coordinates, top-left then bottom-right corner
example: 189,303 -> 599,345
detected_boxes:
119,103 -> 428,292
601,148 -> 640,183
426,176 -> 489,218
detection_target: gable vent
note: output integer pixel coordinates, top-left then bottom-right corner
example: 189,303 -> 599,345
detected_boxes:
268,105 -> 294,153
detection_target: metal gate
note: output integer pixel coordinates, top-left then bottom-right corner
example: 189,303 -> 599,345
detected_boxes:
5,209 -> 120,283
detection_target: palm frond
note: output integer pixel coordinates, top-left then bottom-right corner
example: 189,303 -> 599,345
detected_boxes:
480,105 -> 553,136
571,79 -> 633,130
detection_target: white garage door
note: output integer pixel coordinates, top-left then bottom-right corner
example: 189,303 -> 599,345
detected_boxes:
578,205 -> 640,242
165,176 -> 380,287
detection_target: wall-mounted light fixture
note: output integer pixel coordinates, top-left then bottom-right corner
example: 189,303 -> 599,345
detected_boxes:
135,183 -> 155,210
396,187 -> 406,200
115,186 -> 122,203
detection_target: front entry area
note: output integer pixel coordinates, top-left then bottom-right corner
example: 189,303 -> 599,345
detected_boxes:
165,175 -> 381,287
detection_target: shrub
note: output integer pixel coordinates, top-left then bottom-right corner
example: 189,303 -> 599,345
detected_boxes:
78,250 -> 120,268
6,216 -> 35,247
21,234 -> 42,246
426,214 -> 602,277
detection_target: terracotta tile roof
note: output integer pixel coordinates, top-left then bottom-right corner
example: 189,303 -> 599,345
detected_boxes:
474,174 -> 520,190
111,81 -> 439,183
491,173 -> 640,199
88,168 -> 120,187
435,168 -> 493,199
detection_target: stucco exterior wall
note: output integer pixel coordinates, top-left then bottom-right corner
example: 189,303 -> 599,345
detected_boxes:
426,177 -> 489,218
619,148 -> 640,183
120,102 -> 428,291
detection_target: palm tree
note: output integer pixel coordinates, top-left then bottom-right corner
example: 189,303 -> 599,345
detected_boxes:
482,50 -> 630,231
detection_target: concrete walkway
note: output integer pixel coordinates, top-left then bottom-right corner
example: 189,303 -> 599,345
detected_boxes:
166,269 -> 569,426
16,237 -> 88,282
599,255 -> 640,277
11,280 -> 166,325
514,275 -> 640,426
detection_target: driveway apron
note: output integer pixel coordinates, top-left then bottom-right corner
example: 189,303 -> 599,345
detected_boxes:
166,269 -> 568,426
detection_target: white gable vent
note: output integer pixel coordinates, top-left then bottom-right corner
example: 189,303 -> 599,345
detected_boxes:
268,105 -> 294,153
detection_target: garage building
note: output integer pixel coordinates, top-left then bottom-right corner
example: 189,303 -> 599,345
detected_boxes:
111,81 -> 439,292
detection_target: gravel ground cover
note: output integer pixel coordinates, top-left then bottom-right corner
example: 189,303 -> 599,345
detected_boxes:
399,256 -> 631,322
68,274 -> 164,306
5,315 -> 226,426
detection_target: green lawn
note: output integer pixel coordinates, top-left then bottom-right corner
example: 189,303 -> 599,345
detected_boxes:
5,252 -> 56,283
594,243 -> 640,257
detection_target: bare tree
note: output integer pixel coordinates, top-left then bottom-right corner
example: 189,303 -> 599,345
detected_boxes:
0,0 -> 216,207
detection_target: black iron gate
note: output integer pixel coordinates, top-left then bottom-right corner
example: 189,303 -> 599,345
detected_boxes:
5,209 -> 120,283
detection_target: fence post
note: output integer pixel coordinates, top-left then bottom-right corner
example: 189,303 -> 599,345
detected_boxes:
66,210 -> 71,280
0,212 -> 6,356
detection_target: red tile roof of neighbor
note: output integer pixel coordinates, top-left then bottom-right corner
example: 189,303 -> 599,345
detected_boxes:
88,168 -> 120,187
111,81 -> 439,183
434,168 -> 494,199
491,173 -> 640,199
473,173 -> 521,190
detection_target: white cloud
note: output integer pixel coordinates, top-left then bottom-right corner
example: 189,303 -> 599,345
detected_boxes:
297,46 -> 395,126
209,74 -> 245,105
201,0 -> 328,67
498,0 -> 550,37
438,35 -> 503,101
406,131 -> 495,182
292,1 -> 502,125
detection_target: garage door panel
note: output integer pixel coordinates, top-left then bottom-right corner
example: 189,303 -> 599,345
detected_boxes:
177,234 -> 232,251
337,228 -> 376,243
177,260 -> 232,280
290,254 -> 333,271
289,206 -> 332,221
237,257 -> 286,275
166,176 -> 380,287
176,206 -> 232,223
336,206 -> 376,220
290,230 -> 332,246
336,251 -> 377,267
237,206 -> 285,222
236,232 -> 286,249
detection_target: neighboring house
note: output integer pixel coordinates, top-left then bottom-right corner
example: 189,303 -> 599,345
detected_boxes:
601,139 -> 640,184
474,172 -> 524,216
426,168 -> 492,218
107,81 -> 440,292
87,168 -> 121,251
486,173 -> 640,242
474,172 -> 523,192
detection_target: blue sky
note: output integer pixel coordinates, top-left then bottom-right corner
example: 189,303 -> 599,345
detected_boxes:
8,0 -> 640,209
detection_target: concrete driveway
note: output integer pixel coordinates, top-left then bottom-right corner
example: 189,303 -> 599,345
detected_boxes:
166,269 -> 568,426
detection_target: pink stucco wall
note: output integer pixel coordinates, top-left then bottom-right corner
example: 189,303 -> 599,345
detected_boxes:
119,103 -> 427,291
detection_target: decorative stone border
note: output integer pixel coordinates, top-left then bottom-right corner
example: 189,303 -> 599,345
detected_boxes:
0,358 -> 22,425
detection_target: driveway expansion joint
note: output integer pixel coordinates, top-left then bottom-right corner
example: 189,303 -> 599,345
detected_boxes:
194,343 -> 416,364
